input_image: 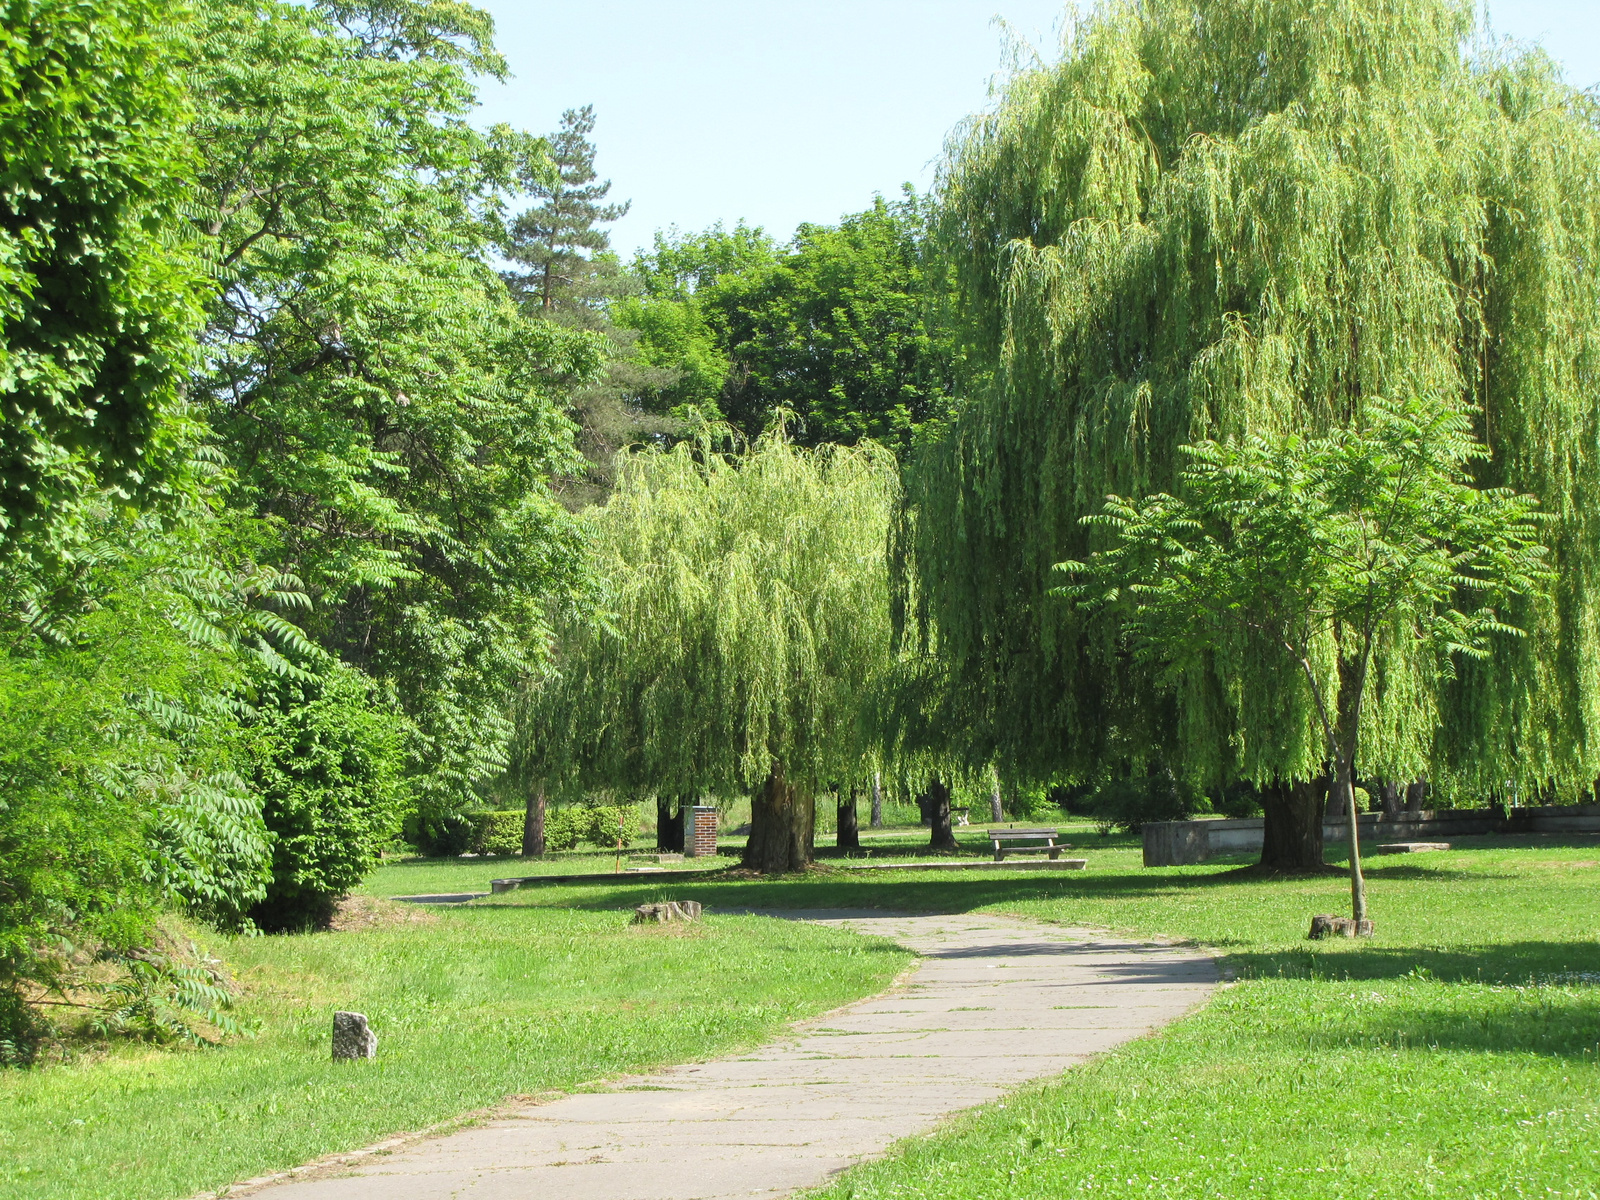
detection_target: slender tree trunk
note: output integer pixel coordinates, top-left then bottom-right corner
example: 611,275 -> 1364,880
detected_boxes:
870,772 -> 883,828
1334,764 -> 1369,920
521,785 -> 546,857
928,775 -> 958,851
837,785 -> 860,850
1334,656 -> 1369,922
1258,777 -> 1327,870
989,771 -> 1004,823
656,796 -> 684,852
743,762 -> 814,874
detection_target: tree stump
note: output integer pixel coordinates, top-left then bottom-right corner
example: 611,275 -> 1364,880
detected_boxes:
332,1011 -> 377,1059
632,900 -> 703,924
1308,914 -> 1375,939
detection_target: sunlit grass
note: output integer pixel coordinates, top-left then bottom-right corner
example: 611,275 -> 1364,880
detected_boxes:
0,907 -> 909,1200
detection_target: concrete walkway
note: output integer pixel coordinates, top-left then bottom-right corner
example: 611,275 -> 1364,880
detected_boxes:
251,910 -> 1217,1200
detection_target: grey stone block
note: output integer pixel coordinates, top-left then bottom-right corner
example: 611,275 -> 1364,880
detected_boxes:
332,1011 -> 377,1060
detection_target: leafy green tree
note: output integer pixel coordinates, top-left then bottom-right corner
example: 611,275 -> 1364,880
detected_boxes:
186,0 -> 598,814
623,197 -> 958,450
0,0 -> 206,568
515,431 -> 898,873
1060,396 -> 1548,912
0,500 -> 302,1049
906,0 -> 1600,854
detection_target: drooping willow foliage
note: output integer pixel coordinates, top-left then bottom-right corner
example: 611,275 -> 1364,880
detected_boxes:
908,0 -> 1600,794
515,431 -> 898,808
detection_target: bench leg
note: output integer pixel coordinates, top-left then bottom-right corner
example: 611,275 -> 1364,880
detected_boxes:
1049,847 -> 1060,860
993,848 -> 1005,862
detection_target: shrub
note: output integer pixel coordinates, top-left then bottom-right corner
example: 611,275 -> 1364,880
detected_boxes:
469,810 -> 524,856
243,666 -> 405,932
545,804 -> 638,852
406,811 -> 476,857
1211,781 -> 1265,819
1088,771 -> 1209,834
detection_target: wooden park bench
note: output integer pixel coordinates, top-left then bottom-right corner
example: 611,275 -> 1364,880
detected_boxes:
988,828 -> 1065,862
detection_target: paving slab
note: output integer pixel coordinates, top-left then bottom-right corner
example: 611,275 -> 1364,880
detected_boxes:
241,909 -> 1217,1200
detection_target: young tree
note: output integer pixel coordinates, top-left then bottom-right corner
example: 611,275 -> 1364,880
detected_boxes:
515,430 -> 898,873
906,0 -> 1600,836
1059,395 -> 1548,917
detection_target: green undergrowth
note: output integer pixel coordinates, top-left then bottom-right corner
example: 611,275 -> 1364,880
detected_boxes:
0,908 -> 909,1200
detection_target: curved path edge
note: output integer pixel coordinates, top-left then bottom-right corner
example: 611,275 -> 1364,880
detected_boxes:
237,909 -> 1219,1200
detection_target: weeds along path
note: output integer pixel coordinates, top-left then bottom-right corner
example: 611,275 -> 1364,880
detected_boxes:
243,910 -> 1217,1200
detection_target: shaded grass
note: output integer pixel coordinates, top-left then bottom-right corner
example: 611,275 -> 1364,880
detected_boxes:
0,907 -> 909,1200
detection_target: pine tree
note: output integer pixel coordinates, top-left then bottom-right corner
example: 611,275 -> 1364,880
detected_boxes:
504,105 -> 630,319
502,106 -> 679,506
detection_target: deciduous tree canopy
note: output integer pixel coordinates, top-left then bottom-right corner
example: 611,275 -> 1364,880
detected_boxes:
515,430 -> 898,871
907,0 -> 1600,806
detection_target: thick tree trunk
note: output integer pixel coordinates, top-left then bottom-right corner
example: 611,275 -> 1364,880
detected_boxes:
837,785 -> 860,850
1404,779 -> 1429,813
990,776 -> 1004,823
928,776 -> 958,851
1375,779 -> 1403,819
1258,778 -> 1327,871
743,762 -> 814,873
521,786 -> 546,857
870,772 -> 883,828
656,796 -> 684,852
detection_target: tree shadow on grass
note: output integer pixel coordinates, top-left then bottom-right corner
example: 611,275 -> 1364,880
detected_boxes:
1227,940 -> 1600,986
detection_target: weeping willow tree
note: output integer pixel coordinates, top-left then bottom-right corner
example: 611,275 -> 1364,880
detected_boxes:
514,430 -> 898,873
906,0 -> 1600,867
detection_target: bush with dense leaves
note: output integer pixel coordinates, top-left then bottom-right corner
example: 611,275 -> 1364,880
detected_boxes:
243,667 -> 405,932
545,805 -> 638,852
1088,772 -> 1209,834
470,810 -> 524,856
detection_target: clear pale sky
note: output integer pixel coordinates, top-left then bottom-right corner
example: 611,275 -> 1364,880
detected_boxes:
470,2 -> 1600,257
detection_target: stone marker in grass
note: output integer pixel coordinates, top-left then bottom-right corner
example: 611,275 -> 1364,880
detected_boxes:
332,1011 -> 377,1060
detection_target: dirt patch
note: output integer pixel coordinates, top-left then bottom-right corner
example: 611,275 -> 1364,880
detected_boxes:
329,895 -> 438,933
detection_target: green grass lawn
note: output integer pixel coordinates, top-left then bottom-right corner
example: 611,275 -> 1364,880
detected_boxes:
471,836 -> 1600,1200
4,835 -> 1595,1200
0,904 -> 910,1200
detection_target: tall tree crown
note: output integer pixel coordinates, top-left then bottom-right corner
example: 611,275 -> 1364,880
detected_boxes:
505,105 -> 630,316
908,0 -> 1600,792
516,431 -> 898,800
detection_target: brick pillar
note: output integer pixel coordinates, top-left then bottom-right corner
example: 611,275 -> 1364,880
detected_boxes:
683,806 -> 719,858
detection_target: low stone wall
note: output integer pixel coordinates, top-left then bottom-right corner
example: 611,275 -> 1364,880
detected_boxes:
1142,803 -> 1600,866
